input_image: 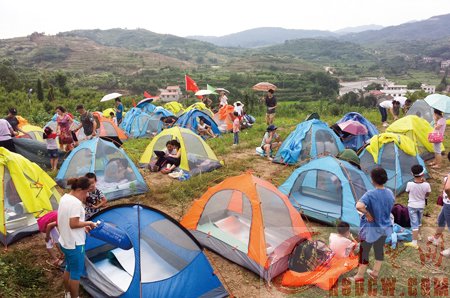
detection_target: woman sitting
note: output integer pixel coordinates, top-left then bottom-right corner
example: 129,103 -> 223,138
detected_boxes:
197,117 -> 217,138
160,140 -> 181,174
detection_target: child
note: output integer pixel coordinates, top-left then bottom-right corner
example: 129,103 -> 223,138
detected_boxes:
260,124 -> 281,161
329,221 -> 357,259
37,211 -> 64,267
43,126 -> 59,171
197,117 -> 216,138
161,140 -> 181,174
232,111 -> 240,146
84,173 -> 108,219
404,165 -> 431,248
109,111 -> 117,126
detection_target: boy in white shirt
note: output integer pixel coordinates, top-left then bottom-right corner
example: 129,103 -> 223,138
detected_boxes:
329,221 -> 356,258
405,165 -> 431,248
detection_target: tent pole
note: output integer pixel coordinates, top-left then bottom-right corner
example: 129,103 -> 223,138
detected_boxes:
138,203 -> 142,298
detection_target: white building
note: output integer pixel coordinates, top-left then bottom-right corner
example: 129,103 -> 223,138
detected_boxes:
381,83 -> 435,97
158,86 -> 182,102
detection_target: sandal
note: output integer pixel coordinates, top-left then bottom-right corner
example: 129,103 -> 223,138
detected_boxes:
348,276 -> 365,283
367,269 -> 378,280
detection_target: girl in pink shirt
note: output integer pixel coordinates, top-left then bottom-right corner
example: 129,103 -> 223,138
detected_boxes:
232,111 -> 240,146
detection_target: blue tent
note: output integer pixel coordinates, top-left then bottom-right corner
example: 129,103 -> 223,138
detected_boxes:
56,138 -> 148,201
273,119 -> 344,165
279,156 -> 373,228
136,101 -> 156,114
81,204 -> 228,298
175,109 -> 221,136
335,112 -> 378,151
153,106 -> 174,117
120,108 -> 163,138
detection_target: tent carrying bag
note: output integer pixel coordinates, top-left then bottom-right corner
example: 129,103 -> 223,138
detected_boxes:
90,220 -> 132,250
428,132 -> 443,143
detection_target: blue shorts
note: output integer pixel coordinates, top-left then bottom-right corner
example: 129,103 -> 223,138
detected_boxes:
48,149 -> 58,158
437,203 -> 450,230
60,245 -> 85,280
408,207 -> 424,230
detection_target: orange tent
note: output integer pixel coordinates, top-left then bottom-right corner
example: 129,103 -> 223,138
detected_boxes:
77,112 -> 128,141
213,105 -> 235,132
181,173 -> 311,280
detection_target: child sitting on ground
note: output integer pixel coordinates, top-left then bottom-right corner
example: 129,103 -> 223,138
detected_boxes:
161,140 -> 181,174
260,124 -> 281,161
404,165 -> 431,249
329,221 -> 357,259
197,117 -> 217,138
85,172 -> 108,219
37,211 -> 64,267
43,126 -> 59,171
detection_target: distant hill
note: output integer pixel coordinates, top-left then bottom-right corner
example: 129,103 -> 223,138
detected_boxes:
334,24 -> 383,35
343,13 -> 450,43
187,27 -> 337,48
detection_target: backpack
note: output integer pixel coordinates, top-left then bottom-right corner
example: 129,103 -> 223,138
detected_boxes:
391,203 -> 411,228
288,239 -> 333,273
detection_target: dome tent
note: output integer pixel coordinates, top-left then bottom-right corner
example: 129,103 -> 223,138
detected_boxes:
335,112 -> 378,151
139,127 -> 222,176
358,133 -> 428,195
273,119 -> 344,165
0,148 -> 60,246
56,138 -> 148,201
213,105 -> 235,133
164,101 -> 185,116
13,138 -> 65,169
279,155 -> 373,229
82,204 -> 228,298
181,173 -> 311,281
120,108 -> 164,138
175,109 -> 221,137
406,99 -> 450,125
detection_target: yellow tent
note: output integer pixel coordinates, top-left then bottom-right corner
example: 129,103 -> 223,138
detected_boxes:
19,124 -> 44,142
164,102 -> 185,116
0,148 -> 60,246
185,102 -> 214,118
139,127 -> 222,175
387,115 -> 444,155
365,133 -> 417,163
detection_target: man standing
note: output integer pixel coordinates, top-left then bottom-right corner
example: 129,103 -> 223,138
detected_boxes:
264,89 -> 277,125
74,105 -> 97,140
115,98 -> 124,125
5,107 -> 25,135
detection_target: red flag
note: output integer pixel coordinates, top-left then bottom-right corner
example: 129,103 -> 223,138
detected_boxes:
132,98 -> 136,107
143,91 -> 152,98
185,75 -> 199,93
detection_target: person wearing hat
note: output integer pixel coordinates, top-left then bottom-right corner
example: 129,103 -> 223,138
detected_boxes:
264,89 -> 277,125
233,101 -> 244,117
5,107 -> 25,135
0,117 -> 17,152
219,91 -> 228,108
260,124 -> 281,161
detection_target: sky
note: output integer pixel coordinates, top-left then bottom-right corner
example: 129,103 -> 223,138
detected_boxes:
1,0 -> 449,39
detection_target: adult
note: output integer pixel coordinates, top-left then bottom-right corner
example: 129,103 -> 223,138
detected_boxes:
5,107 -> 25,135
260,124 -> 281,161
160,115 -> 178,129
264,89 -> 277,125
0,118 -> 17,152
115,98 -> 124,125
430,109 -> 446,169
74,105 -> 97,141
201,96 -> 212,108
58,176 -> 96,298
428,152 -> 450,257
233,101 -> 244,117
218,91 -> 228,108
378,99 -> 397,127
197,117 -> 216,138
55,106 -> 74,151
351,167 -> 394,282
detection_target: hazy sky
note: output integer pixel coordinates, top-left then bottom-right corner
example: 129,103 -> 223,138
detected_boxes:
1,0 -> 449,39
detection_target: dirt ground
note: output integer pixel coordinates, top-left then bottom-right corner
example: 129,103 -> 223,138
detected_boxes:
4,147 -> 450,298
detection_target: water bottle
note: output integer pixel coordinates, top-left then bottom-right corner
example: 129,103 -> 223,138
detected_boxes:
89,220 -> 132,250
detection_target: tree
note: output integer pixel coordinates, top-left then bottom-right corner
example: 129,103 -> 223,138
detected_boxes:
47,85 -> 55,101
364,82 -> 382,91
0,60 -> 21,92
436,68 -> 448,92
406,81 -> 422,89
36,79 -> 44,101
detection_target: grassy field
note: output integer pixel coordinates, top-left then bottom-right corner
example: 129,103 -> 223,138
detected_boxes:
1,101 -> 450,297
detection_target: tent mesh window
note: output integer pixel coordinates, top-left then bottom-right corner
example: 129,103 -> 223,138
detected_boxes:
257,185 -> 296,254
299,130 -> 312,161
379,143 -> 397,188
102,122 -> 117,136
344,166 -> 369,201
140,219 -> 201,282
398,150 -> 416,185
198,190 -> 252,253
65,148 -> 93,179
290,170 -> 343,217
314,129 -> 339,157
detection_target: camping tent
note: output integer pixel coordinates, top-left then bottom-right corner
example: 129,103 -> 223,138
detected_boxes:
359,133 -> 428,194
181,173 -> 311,281
185,102 -> 214,118
335,112 -> 378,151
18,124 -> 45,142
139,127 -> 222,176
273,119 -> 344,165
164,102 -> 185,116
175,109 -> 221,137
120,108 -> 163,138
386,115 -> 443,160
13,138 -> 65,169
77,112 -> 128,145
0,148 -> 60,246
81,204 -> 228,298
213,105 -> 235,133
136,101 -> 156,114
56,138 -> 148,200
279,156 -> 373,228
406,99 -> 450,124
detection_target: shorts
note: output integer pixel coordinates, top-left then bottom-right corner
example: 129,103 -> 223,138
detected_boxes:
408,207 -> 424,230
60,245 -> 85,280
359,236 -> 386,265
433,142 -> 442,154
437,203 -> 450,230
47,149 -> 58,158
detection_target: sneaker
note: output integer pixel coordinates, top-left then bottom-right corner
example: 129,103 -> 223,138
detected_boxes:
404,242 -> 419,249
441,248 -> 450,257
427,236 -> 442,246
382,122 -> 389,127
